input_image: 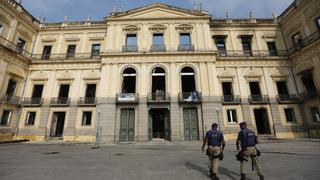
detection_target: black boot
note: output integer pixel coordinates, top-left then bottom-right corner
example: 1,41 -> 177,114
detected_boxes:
259,175 -> 264,180
240,174 -> 246,180
212,174 -> 219,180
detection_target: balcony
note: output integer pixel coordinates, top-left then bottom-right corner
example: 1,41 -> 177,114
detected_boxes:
248,95 -> 270,104
122,45 -> 138,52
22,98 -> 43,106
150,45 -> 166,52
31,53 -> 101,61
300,90 -> 320,101
288,31 -> 320,55
1,95 -> 21,105
116,93 -> 139,104
0,36 -> 32,59
276,94 -> 300,103
147,93 -> 170,103
178,92 -> 202,103
50,97 -> 70,106
78,97 -> 97,106
217,50 -> 288,58
221,95 -> 241,104
178,44 -> 194,52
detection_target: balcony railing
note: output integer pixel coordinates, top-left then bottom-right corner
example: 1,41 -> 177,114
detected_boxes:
78,97 -> 97,106
248,95 -> 270,104
300,90 -> 320,101
221,95 -> 241,104
147,93 -> 170,103
31,53 -> 101,60
122,45 -> 138,52
276,94 -> 300,103
116,93 -> 139,103
178,44 -> 194,52
178,91 -> 202,103
22,98 -> 43,106
50,97 -> 70,106
1,95 -> 21,105
150,45 -> 166,52
217,50 -> 288,57
288,31 -> 320,55
0,36 -> 32,59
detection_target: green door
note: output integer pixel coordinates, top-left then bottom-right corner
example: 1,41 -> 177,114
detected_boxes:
164,109 -> 171,141
183,108 -> 199,141
120,108 -> 135,142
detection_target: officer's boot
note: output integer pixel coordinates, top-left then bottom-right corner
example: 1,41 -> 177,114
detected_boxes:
212,174 -> 219,180
240,174 -> 246,180
259,175 -> 264,180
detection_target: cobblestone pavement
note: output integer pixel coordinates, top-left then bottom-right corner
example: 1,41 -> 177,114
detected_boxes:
0,139 -> 319,180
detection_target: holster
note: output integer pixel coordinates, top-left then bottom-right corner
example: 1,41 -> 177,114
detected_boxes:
236,151 -> 248,162
255,147 -> 261,156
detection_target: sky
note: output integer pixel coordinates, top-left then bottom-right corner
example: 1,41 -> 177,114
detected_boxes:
20,0 -> 294,22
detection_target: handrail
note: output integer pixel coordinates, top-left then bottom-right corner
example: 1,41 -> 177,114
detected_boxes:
288,31 -> 320,55
31,53 -> 101,60
217,50 -> 288,57
0,36 -> 32,59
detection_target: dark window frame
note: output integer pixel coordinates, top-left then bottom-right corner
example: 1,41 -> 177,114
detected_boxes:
42,45 -> 52,60
316,17 -> 320,30
311,107 -> 320,122
91,44 -> 101,57
284,108 -> 296,123
82,111 -> 92,126
227,109 -> 237,123
0,110 -> 12,126
126,33 -> 137,46
179,33 -> 191,45
6,79 -> 17,96
66,44 -> 76,59
152,33 -> 164,45
25,112 -> 36,126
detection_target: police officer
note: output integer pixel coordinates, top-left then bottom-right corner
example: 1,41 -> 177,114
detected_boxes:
236,122 -> 264,180
202,123 -> 225,180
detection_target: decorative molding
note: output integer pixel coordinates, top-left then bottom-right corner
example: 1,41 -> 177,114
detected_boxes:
149,24 -> 167,32
123,25 -> 141,32
89,37 -> 104,41
65,38 -> 80,42
175,24 -> 193,32
271,74 -> 288,81
41,38 -> 56,43
0,13 -> 10,24
31,78 -> 48,82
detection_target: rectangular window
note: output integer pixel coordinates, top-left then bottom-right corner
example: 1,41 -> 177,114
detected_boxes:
284,108 -> 295,123
267,42 -> 278,56
16,38 -> 26,54
276,81 -> 289,95
126,34 -> 137,46
292,32 -> 302,48
82,111 -> 92,125
0,110 -> 12,126
179,33 -> 191,45
153,33 -> 164,45
301,73 -> 316,93
215,37 -> 227,56
249,81 -> 261,95
316,17 -> 320,30
241,37 -> 252,56
227,109 -> 237,123
25,112 -> 36,125
58,84 -> 70,98
85,84 -> 96,98
222,82 -> 233,95
311,107 -> 320,122
5,79 -> 17,96
66,45 -> 76,59
91,44 -> 100,58
32,85 -> 44,98
42,45 -> 52,60
0,24 -> 3,35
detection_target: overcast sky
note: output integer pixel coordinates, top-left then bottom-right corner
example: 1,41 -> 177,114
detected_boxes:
20,0 -> 294,22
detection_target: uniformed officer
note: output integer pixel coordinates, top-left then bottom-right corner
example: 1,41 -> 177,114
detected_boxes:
236,122 -> 264,180
202,123 -> 225,180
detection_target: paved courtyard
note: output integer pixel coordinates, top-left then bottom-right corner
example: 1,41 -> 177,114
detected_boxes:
0,139 -> 319,180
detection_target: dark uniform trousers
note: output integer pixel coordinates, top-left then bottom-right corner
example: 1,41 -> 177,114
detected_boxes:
208,146 -> 221,174
240,147 -> 264,176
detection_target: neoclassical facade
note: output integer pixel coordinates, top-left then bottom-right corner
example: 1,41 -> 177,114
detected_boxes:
0,0 -> 319,143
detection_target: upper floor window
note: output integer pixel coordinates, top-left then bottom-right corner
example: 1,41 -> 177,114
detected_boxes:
179,33 -> 193,51
311,107 -> 320,122
241,36 -> 252,56
0,110 -> 12,126
301,73 -> 317,94
267,42 -> 277,56
151,33 -> 165,52
66,45 -> 76,59
0,24 -> 3,35
292,32 -> 302,49
30,84 -> 44,104
25,112 -> 36,125
5,79 -> 17,96
214,36 -> 227,56
284,108 -> 295,123
227,109 -> 237,123
276,81 -> 289,95
42,45 -> 52,60
16,38 -> 26,54
91,44 -> 100,58
316,17 -> 320,30
82,111 -> 92,126
122,68 -> 136,93
124,34 -> 138,52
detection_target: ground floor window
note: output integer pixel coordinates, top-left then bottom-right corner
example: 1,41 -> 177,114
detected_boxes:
284,108 -> 295,123
25,112 -> 36,125
227,109 -> 237,123
82,111 -> 92,126
0,110 -> 12,126
311,107 -> 320,122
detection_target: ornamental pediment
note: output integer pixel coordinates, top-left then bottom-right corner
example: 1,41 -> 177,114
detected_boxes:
107,4 -> 209,20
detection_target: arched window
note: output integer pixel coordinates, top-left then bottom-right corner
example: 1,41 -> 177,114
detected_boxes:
152,67 -> 166,93
122,68 -> 136,93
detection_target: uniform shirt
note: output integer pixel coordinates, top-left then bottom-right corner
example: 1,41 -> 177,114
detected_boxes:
237,128 -> 257,147
205,129 -> 224,147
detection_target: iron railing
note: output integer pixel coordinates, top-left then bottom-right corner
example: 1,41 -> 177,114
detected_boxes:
31,53 -> 101,60
150,45 -> 166,52
221,95 -> 241,104
0,36 -> 32,59
50,97 -> 70,106
288,31 -> 320,55
122,45 -> 138,52
217,50 -> 288,57
22,98 -> 43,106
178,92 -> 202,103
276,94 -> 300,103
1,95 -> 21,105
116,93 -> 139,103
248,95 -> 270,104
78,97 -> 97,106
147,93 -> 170,102
178,44 -> 194,52
300,90 -> 320,101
